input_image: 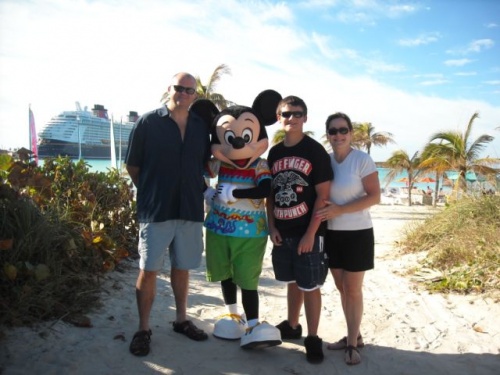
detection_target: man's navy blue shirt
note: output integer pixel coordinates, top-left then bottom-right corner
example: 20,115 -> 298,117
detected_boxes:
125,106 -> 210,223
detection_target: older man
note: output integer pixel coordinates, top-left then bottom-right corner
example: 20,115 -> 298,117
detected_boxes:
126,72 -> 210,356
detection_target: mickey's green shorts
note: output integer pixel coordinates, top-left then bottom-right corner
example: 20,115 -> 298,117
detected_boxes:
205,231 -> 267,290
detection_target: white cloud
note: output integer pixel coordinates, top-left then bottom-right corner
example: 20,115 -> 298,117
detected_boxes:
310,32 -> 339,60
444,59 -> 474,67
329,0 -> 420,24
386,4 -> 418,17
419,79 -> 450,86
484,80 -> 500,85
485,22 -> 498,28
398,32 -> 440,46
414,73 -> 444,79
447,39 -> 495,55
365,60 -> 405,73
336,10 -> 375,25
468,39 -> 495,52
455,72 -> 477,76
294,30 -> 404,75
297,0 -> 339,8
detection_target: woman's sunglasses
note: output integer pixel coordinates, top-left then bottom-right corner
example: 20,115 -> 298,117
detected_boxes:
327,127 -> 349,135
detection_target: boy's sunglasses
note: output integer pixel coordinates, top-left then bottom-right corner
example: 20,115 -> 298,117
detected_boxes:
173,85 -> 196,95
280,111 -> 304,119
327,127 -> 350,135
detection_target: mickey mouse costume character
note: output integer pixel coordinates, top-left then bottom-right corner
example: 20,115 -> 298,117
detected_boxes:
204,90 -> 283,349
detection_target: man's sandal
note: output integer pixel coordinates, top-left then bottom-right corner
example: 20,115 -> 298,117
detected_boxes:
345,345 -> 361,365
173,320 -> 208,341
129,329 -> 152,356
327,334 -> 364,350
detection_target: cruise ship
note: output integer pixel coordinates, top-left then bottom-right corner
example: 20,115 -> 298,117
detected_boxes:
37,103 -> 138,159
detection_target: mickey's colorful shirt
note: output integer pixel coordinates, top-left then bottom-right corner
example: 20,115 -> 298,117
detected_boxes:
204,158 -> 271,238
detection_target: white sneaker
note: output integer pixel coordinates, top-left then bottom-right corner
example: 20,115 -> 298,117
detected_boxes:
213,313 -> 247,340
240,321 -> 282,349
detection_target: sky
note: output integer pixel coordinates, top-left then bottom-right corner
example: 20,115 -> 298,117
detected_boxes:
0,0 -> 499,162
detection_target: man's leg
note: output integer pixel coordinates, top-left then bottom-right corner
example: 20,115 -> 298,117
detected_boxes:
171,267 -> 189,323
171,266 -> 208,341
136,269 -> 158,331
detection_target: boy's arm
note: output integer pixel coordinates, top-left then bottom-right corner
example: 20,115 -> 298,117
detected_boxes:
297,180 -> 331,254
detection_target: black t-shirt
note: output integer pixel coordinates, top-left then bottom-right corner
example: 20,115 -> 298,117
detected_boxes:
267,135 -> 333,236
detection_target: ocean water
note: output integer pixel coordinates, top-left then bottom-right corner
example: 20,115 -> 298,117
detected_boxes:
377,168 -> 446,190
52,159 -> 446,192
39,158 -> 125,173
78,158 -> 126,173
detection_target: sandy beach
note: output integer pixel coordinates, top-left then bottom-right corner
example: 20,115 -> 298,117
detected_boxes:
1,204 -> 499,375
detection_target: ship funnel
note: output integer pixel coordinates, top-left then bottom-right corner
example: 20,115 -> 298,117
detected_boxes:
128,111 -> 139,123
92,104 -> 109,119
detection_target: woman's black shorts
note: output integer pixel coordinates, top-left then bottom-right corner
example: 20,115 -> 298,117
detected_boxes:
325,228 -> 374,272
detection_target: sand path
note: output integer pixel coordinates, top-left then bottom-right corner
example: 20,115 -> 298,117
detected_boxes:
1,205 -> 498,374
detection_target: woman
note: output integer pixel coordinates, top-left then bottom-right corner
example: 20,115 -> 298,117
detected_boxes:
316,112 -> 380,365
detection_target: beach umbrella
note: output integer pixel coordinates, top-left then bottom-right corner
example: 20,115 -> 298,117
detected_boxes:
418,177 -> 436,183
397,176 -> 410,186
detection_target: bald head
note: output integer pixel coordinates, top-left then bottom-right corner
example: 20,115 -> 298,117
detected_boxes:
172,72 -> 196,86
166,72 -> 198,111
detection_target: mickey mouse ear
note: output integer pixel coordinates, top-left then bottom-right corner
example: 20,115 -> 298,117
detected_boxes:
190,99 -> 219,129
252,89 -> 282,126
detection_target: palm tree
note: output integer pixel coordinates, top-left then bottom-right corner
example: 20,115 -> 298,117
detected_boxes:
320,133 -> 332,152
419,144 -> 450,207
426,112 -> 498,192
352,122 -> 395,155
385,150 -> 422,206
160,64 -> 235,109
272,129 -> 315,145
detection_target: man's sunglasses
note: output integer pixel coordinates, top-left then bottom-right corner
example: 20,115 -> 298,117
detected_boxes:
173,85 -> 196,95
280,111 -> 304,119
327,127 -> 350,135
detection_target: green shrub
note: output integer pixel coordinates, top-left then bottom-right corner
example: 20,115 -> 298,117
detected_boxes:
0,155 -> 138,326
401,195 -> 500,294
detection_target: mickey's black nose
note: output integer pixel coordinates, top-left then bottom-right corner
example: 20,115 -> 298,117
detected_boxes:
230,137 -> 245,149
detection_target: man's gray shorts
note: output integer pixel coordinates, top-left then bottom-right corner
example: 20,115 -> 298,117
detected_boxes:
138,220 -> 203,271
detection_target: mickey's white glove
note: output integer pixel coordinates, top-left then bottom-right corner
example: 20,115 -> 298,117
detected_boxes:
216,184 -> 238,204
204,187 -> 217,210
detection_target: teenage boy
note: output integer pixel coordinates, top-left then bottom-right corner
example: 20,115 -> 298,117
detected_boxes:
266,95 -> 333,364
